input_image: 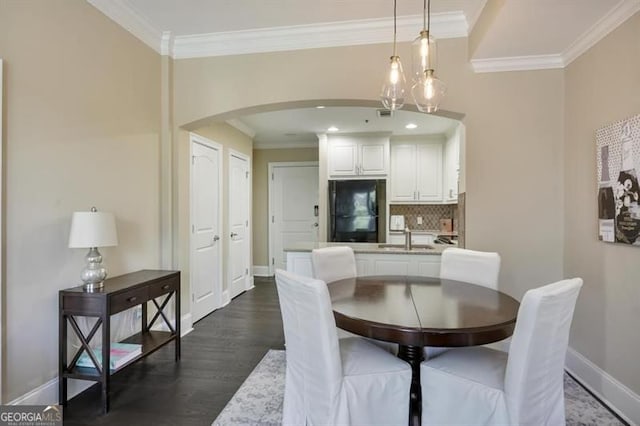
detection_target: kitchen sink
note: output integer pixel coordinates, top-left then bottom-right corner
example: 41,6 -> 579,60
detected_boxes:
377,244 -> 434,251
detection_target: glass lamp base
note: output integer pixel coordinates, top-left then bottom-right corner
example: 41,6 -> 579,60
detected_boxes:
81,247 -> 108,292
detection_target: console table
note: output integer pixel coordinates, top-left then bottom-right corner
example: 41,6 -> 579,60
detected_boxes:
59,269 -> 181,413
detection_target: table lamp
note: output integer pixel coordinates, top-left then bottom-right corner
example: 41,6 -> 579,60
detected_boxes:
68,207 -> 118,291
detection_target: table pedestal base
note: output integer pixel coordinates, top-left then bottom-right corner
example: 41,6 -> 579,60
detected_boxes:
398,345 -> 424,426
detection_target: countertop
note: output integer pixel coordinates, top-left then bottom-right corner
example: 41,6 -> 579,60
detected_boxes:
283,241 -> 456,255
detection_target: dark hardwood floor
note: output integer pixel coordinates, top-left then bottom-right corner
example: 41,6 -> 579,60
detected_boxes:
63,277 -> 284,426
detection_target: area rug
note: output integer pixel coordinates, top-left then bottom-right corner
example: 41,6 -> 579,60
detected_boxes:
212,350 -> 624,426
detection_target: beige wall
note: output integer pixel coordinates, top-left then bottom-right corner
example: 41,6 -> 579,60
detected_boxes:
252,148 -> 319,266
0,0 -> 161,402
174,37 -> 565,302
564,12 -> 640,396
180,124 -> 253,298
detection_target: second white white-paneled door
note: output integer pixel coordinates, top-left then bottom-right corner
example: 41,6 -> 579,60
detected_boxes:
228,151 -> 251,299
190,134 -> 223,322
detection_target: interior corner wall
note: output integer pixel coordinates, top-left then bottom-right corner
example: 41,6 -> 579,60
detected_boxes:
564,11 -> 640,401
252,148 -> 319,268
181,123 -> 253,296
0,1 -> 162,402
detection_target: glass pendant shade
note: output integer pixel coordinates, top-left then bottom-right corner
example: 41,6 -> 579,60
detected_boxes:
381,55 -> 406,111
411,69 -> 446,113
411,30 -> 437,80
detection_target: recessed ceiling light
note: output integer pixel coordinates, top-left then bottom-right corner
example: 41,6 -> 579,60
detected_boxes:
405,123 -> 418,129
316,105 -> 326,109
327,126 -> 339,132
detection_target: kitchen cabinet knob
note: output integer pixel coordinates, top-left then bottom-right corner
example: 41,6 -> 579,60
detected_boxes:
230,232 -> 238,238
213,235 -> 220,242
312,222 -> 319,228
127,296 -> 137,303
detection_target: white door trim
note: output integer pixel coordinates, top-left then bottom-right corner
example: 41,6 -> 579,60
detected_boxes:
189,132 -> 224,317
0,58 -> 4,398
268,161 -> 319,276
228,149 -> 252,294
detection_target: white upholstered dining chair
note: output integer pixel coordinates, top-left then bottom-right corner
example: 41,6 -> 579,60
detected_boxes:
420,277 -> 583,426
439,247 -> 501,289
311,246 -> 358,284
311,246 -> 397,354
425,247 -> 503,358
275,269 -> 412,426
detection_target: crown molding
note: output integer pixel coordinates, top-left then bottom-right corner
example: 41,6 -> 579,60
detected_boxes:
226,119 -> 256,139
471,54 -> 565,73
172,13 -> 467,59
87,0 -> 164,54
562,0 -> 640,66
254,140 -> 319,150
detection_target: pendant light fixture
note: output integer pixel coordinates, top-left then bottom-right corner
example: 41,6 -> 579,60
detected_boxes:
380,0 -> 406,111
411,0 -> 446,113
411,0 -> 437,78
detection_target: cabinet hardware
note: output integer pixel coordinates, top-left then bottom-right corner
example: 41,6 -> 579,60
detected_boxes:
127,296 -> 137,303
230,232 -> 238,238
213,235 -> 220,242
162,285 -> 170,290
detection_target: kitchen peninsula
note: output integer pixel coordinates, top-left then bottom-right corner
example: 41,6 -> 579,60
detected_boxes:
284,241 -> 454,278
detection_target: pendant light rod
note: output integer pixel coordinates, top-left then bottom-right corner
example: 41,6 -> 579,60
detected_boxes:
393,0 -> 398,56
427,0 -> 431,33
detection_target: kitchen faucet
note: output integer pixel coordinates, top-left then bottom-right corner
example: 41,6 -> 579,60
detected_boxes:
404,227 -> 412,250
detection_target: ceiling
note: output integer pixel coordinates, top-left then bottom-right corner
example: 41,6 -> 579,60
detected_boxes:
236,106 -> 460,149
86,0 -> 639,147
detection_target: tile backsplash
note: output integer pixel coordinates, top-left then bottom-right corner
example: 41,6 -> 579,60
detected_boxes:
389,204 -> 458,232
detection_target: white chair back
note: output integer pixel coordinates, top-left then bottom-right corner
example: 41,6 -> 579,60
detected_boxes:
504,278 -> 583,425
312,246 -> 357,284
440,247 -> 501,289
274,269 -> 344,425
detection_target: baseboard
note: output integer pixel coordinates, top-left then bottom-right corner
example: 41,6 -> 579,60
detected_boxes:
566,346 -> 640,425
252,265 -> 271,277
246,276 -> 255,291
180,313 -> 194,337
222,290 -> 231,307
10,313 -> 194,406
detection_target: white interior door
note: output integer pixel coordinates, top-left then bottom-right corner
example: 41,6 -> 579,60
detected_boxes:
229,152 -> 251,299
190,134 -> 222,323
269,162 -> 319,274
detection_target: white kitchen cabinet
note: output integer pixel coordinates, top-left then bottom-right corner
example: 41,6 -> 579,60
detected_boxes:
390,141 -> 442,202
387,233 -> 436,245
286,250 -> 441,278
443,125 -> 461,203
328,135 -> 389,178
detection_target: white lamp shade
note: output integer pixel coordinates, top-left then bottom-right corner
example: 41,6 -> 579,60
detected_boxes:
68,210 -> 118,248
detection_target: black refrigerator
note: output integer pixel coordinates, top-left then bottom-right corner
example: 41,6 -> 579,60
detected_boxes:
329,179 -> 386,243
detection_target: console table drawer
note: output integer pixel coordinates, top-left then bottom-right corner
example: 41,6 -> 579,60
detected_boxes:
111,287 -> 148,314
148,277 -> 178,299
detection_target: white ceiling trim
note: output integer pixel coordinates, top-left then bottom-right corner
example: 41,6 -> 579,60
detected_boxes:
470,0 -> 640,73
471,54 -> 565,73
87,0 -> 163,54
172,13 -> 468,59
562,0 -> 640,66
254,141 -> 319,150
226,119 -> 257,139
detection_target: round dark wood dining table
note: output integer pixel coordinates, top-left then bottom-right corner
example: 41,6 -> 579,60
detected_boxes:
327,275 -> 520,426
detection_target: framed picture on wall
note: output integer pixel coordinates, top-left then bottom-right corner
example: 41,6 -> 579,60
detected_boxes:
596,114 -> 640,246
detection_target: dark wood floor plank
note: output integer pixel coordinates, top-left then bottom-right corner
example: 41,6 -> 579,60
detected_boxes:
63,277 -> 284,425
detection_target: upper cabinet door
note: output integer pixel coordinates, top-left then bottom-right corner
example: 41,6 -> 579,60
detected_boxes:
328,139 -> 358,176
327,135 -> 389,178
416,143 -> 443,201
359,140 -> 388,175
390,144 -> 418,201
